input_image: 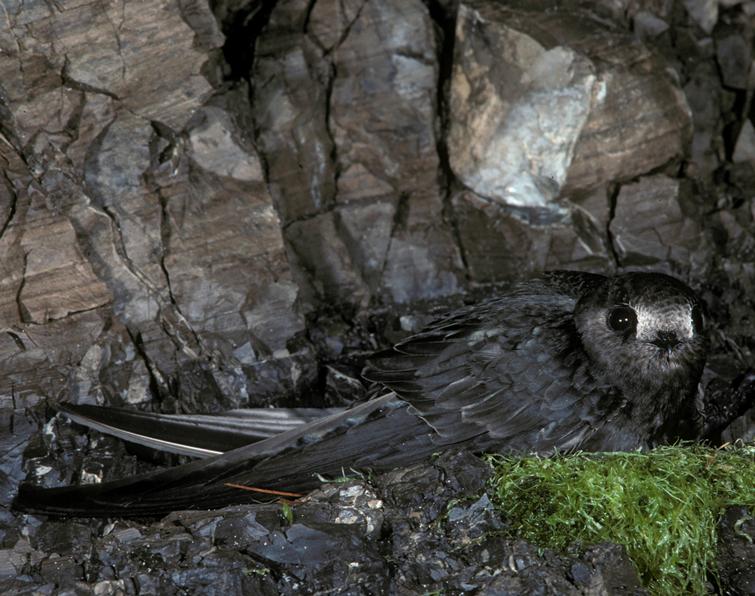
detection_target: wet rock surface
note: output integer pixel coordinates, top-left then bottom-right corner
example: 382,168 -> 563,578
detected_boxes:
715,506 -> 755,595
0,0 -> 754,592
0,451 -> 648,595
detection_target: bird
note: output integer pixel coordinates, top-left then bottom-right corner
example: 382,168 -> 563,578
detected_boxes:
13,270 -> 711,518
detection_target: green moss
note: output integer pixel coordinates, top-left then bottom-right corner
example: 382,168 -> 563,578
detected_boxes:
487,444 -> 754,595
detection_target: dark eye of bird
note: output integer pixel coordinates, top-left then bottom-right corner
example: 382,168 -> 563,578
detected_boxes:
691,305 -> 704,334
607,306 -> 637,333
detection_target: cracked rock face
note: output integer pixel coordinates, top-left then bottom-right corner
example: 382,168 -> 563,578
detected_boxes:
2,0 -> 750,418
255,0 -> 463,307
0,0 -> 313,417
610,175 -> 705,271
452,189 -> 612,282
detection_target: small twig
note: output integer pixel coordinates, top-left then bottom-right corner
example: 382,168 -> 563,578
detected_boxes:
224,483 -> 304,498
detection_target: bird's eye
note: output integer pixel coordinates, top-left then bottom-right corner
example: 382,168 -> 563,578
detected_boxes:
691,305 -> 704,334
607,306 -> 637,333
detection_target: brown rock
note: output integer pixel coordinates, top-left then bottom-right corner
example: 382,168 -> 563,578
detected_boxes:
254,4 -> 336,223
382,220 -> 464,304
2,0 -> 218,135
286,212 -> 369,307
83,113 -> 168,298
254,0 -> 463,305
448,1 -> 691,215
0,308 -> 108,403
187,107 -> 264,182
452,191 -> 610,283
160,144 -> 305,356
15,214 -> 112,325
329,0 -> 462,303
307,0 -> 365,52
610,175 -> 704,269
0,0 -> 310,410
338,201 -> 396,291
565,49 -> 691,193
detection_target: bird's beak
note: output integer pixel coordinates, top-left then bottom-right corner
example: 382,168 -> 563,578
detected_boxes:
650,333 -> 680,357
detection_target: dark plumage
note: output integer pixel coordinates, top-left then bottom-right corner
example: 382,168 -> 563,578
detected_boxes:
14,271 -> 711,517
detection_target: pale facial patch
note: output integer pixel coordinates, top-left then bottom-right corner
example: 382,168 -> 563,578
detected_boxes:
631,302 -> 695,343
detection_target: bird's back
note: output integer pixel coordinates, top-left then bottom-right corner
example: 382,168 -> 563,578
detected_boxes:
365,271 -> 629,453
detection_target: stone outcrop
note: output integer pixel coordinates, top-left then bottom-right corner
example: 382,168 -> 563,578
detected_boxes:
0,0 -> 312,414
447,1 -> 692,214
254,0 -> 464,306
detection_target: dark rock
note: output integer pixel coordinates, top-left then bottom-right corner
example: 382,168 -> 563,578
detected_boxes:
169,548 -> 276,595
610,175 -> 706,272
0,578 -> 55,595
0,409 -> 38,509
32,521 -> 94,557
716,506 -> 755,594
2,449 -> 651,594
684,60 -> 725,175
37,554 -> 83,586
172,486 -> 389,594
581,542 -> 646,594
452,191 -> 610,283
715,30 -> 752,90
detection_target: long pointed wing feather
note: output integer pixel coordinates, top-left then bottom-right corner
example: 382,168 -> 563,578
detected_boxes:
14,394 -> 439,517
58,404 -> 344,458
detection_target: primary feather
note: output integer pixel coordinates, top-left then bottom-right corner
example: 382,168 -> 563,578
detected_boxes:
56,403 -> 344,457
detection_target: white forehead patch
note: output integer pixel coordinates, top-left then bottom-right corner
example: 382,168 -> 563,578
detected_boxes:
632,302 -> 694,341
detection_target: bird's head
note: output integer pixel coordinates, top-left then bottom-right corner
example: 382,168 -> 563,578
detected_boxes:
574,272 -> 708,394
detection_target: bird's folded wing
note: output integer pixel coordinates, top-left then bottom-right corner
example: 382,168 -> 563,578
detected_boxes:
14,393 -> 436,517
57,404 -> 344,458
365,274 -> 614,452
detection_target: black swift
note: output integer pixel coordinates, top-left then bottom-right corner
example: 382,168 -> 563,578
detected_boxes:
14,271 -> 714,517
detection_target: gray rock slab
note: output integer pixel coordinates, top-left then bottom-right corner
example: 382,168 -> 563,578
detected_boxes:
448,1 -> 691,216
